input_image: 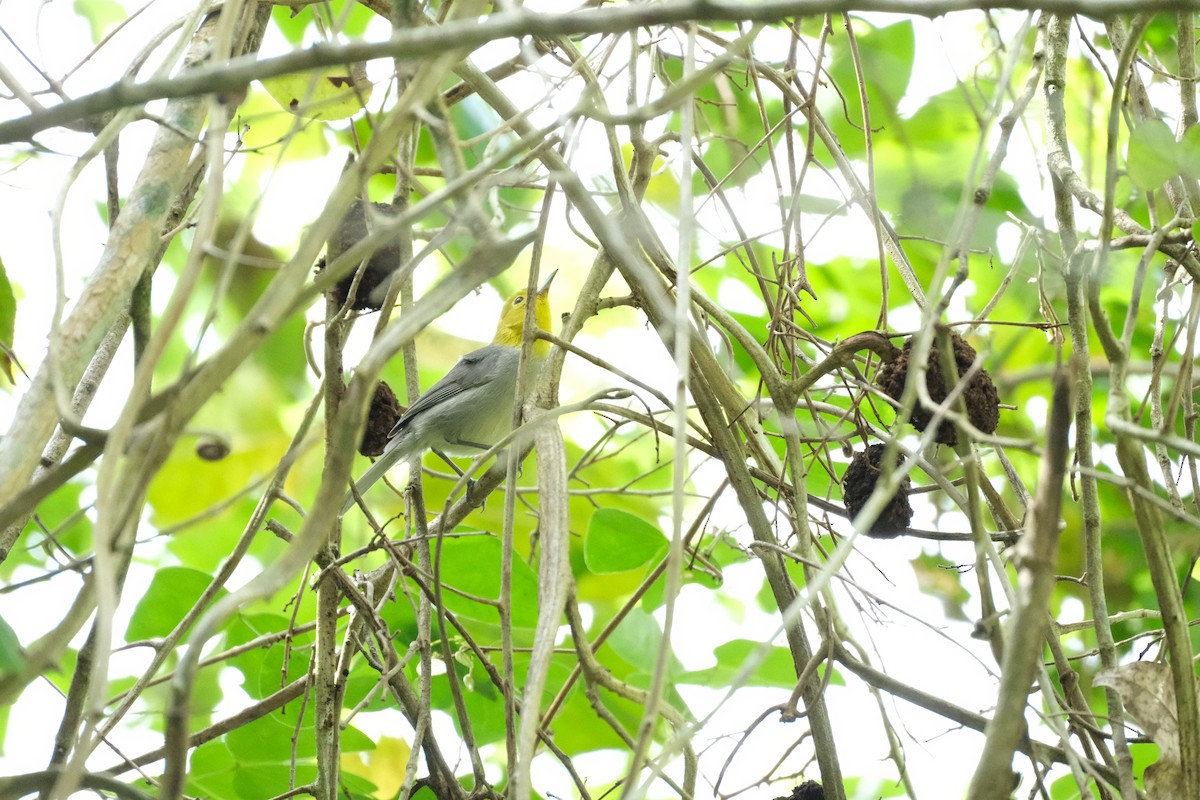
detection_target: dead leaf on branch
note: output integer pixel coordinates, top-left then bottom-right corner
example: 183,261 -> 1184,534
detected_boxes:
1095,661 -> 1198,799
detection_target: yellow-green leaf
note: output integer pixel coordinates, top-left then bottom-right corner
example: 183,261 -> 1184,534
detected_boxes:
259,64 -> 372,120
584,508 -> 668,574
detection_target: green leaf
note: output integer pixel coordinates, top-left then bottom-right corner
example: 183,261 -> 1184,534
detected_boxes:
1049,771 -> 1086,799
679,639 -> 800,688
228,711 -> 315,762
0,256 -> 14,384
341,726 -> 375,753
7,483 -> 90,579
344,658 -> 405,714
1127,120 -> 1180,189
126,567 -> 225,642
339,771 -> 378,797
606,607 -> 684,677
187,741 -> 237,798
435,534 -> 540,628
0,701 -> 9,757
235,764 -> 318,799
825,19 -> 916,152
0,614 -> 23,676
148,435 -> 290,533
73,0 -> 126,42
844,775 -> 909,798
1181,124 -> 1200,179
432,661 -> 508,743
911,552 -> 971,622
584,508 -> 668,574
271,0 -> 373,43
271,4 -> 311,44
657,57 -> 774,189
235,620 -> 312,701
259,64 -> 372,120
852,19 -> 915,109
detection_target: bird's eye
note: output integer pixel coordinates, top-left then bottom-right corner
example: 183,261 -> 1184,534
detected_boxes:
513,296 -> 524,306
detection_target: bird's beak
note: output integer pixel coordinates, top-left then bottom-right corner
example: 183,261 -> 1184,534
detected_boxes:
538,269 -> 557,294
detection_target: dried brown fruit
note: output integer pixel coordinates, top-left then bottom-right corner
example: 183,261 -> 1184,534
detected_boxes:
773,780 -> 825,800
360,381 -> 403,457
842,444 -> 913,538
875,329 -> 999,446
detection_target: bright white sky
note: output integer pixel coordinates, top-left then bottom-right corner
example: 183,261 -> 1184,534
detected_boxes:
0,3 -> 1089,798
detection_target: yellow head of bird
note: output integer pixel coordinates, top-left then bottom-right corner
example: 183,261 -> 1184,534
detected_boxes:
493,271 -> 555,354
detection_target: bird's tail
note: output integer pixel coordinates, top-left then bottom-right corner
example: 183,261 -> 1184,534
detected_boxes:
340,442 -> 413,516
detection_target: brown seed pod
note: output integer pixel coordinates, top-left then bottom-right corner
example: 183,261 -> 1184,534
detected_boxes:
875,329 -> 999,446
319,199 -> 402,311
360,381 -> 403,457
194,435 -> 231,462
842,444 -> 913,538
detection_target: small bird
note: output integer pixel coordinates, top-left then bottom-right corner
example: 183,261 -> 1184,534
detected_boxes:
342,272 -> 555,515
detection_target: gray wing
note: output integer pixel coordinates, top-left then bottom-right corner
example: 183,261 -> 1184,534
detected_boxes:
388,345 -> 509,436
342,345 -> 514,516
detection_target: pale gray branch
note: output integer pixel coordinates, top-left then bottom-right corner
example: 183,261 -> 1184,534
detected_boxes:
4,0 -> 1200,143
